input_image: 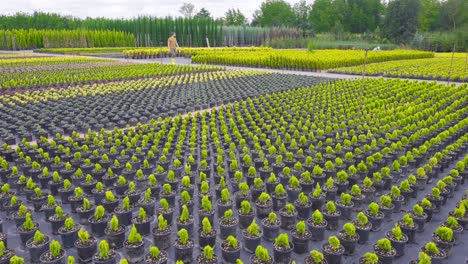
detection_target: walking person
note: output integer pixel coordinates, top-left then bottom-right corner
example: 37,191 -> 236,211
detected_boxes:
168,32 -> 179,64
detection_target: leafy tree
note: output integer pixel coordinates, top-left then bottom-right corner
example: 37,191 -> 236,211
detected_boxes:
195,8 -> 211,19
224,9 -> 247,26
179,3 -> 196,18
293,0 -> 313,36
254,0 -> 295,27
383,0 -> 421,43
418,0 -> 441,31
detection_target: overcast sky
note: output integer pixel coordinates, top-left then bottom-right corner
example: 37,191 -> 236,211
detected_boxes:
1,0 -> 304,20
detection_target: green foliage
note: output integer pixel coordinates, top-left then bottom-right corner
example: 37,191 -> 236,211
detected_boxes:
435,226 -> 453,242
380,195 -> 392,208
247,219 -> 261,237
202,217 -> 212,234
23,213 -> 35,231
312,209 -> 324,224
160,199 -> 169,211
285,203 -> 295,214
362,252 -> 379,264
392,225 -> 403,240
221,188 -> 230,203
78,229 -> 90,242
226,235 -> 239,249
158,215 -> 168,230
9,256 -> 24,264
424,242 -> 439,255
356,212 -> 369,226
341,193 -> 352,205
179,205 -> 190,222
241,200 -> 252,215
326,201 -> 336,214
377,238 -> 392,251
329,236 -> 340,250
402,214 -> 414,227
368,202 -> 380,216
128,225 -> 143,243
343,222 -> 356,237
274,233 -> 290,248
94,205 -> 105,220
418,252 -> 431,264
178,229 -> 189,245
258,192 -> 271,203
413,204 -> 424,217
275,184 -> 286,196
255,245 -> 270,262
446,216 -> 459,229
98,240 -> 110,259
203,245 -> 214,260
269,212 -> 278,224
149,246 -> 160,259
64,217 -> 74,230
33,230 -> 45,244
313,183 -> 322,197
50,240 -> 61,258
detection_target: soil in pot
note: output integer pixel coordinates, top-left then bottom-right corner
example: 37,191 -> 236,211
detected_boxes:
261,217 -> 281,242
386,231 -> 408,257
174,239 -> 194,264
221,239 -> 241,263
273,242 -> 294,264
338,230 -> 359,256
75,237 -> 97,263
292,229 -> 311,254
323,243 -> 344,264
26,235 -> 50,264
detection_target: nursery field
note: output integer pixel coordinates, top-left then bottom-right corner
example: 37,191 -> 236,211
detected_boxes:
330,56 -> 468,82
0,53 -> 467,264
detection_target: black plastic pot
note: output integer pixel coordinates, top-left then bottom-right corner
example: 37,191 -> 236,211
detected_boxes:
387,231 -> 408,257
374,244 -> 396,264
221,242 -> 241,263
307,218 -> 327,241
295,200 -> 312,220
88,215 -> 109,237
124,240 -> 145,264
199,229 -> 217,248
18,223 -> 38,245
336,201 -> 353,220
242,229 -> 262,253
338,231 -> 359,256
273,242 -> 294,264
292,230 -> 311,254
77,206 -> 94,225
272,193 -> 288,211
75,237 -> 97,264
323,211 -> 341,230
152,227 -> 172,250
354,222 -> 372,244
26,236 -> 50,264
93,250 -> 117,264
174,240 -> 194,264
39,249 -> 65,264
238,211 -> 255,229
176,217 -> 194,236
367,212 -> 384,232
102,199 -> 119,214
219,218 -> 238,239
261,218 -> 280,242
217,199 -> 233,218
323,243 -> 344,264
114,207 -> 133,226
105,225 -> 125,249
399,223 -> 417,244
411,213 -> 427,233
132,216 -> 152,236
58,226 -> 79,249
255,200 -> 273,219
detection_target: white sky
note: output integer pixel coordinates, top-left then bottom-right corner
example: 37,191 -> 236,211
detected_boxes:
1,0 -> 306,21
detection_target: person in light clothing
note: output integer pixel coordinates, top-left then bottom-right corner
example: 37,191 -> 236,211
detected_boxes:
168,32 -> 180,64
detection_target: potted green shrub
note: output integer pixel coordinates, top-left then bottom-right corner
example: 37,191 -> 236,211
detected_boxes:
299,171 -> 314,193
410,204 -> 427,232
18,213 -> 38,245
397,214 -> 417,243
373,238 -> 395,264
26,230 -> 50,264
336,193 -> 353,220
58,179 -> 73,205
131,207 -> 151,236
310,183 -> 326,211
93,240 -> 117,264
221,236 -> 241,263
322,236 -> 344,264
286,176 -> 302,202
255,192 -> 273,219
362,177 -> 376,204
39,240 -> 65,264
174,228 -> 194,263
124,225 -> 145,263
262,212 -> 280,242
92,182 -> 106,206
304,250 -> 327,264
443,216 -> 463,245
272,233 -> 293,263
152,215 -> 171,250
365,202 -> 383,231
379,195 -> 394,220
431,226 -> 454,256
295,192 -> 312,220
271,184 -> 288,211
219,209 -> 239,239
323,177 -> 338,201
242,219 -> 262,253
197,245 -> 218,264
266,173 -> 279,193
199,217 -> 216,248
338,222 -> 359,256
114,196 -> 132,226
144,246 -> 168,264
421,242 -> 446,263
239,200 -> 255,229
386,225 -> 408,257
250,245 -> 273,264
105,215 -> 125,249
323,201 -> 341,230
0,241 -> 14,264
88,205 -> 109,237
353,212 -> 371,244
312,165 -> 326,186
58,217 -> 79,249
279,203 -> 298,230
235,182 -> 251,209
357,252 -> 380,264
307,209 -> 327,241
217,188 -> 233,218
291,221 -> 311,254
74,229 -> 97,264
